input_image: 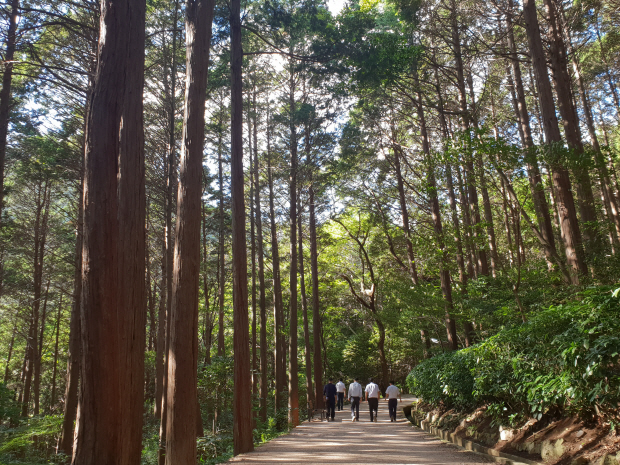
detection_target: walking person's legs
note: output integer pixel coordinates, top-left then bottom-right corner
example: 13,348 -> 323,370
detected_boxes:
388,399 -> 397,421
328,398 -> 336,420
354,397 -> 360,420
368,398 -> 378,421
337,392 -> 344,410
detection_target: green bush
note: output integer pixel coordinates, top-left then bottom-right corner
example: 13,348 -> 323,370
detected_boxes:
407,287 -> 620,418
0,384 -> 19,425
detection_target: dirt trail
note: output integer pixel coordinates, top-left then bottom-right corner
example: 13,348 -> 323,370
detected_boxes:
229,396 -> 495,464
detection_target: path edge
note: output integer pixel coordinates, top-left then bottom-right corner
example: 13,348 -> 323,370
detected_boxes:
404,410 -> 543,465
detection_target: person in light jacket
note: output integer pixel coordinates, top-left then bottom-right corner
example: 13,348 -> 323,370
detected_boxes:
348,378 -> 362,421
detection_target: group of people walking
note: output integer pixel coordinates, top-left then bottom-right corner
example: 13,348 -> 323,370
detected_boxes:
323,378 -> 402,422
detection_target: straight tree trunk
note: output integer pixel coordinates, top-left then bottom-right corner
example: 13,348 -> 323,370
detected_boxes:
434,72 -> 467,289
23,180 -> 51,417
505,1 -> 557,266
543,0 -> 599,254
0,0 -> 19,211
158,6 -> 179,459
252,96 -> 268,424
565,29 -> 620,245
34,277 -> 51,415
73,0 -> 147,458
522,0 -> 586,281
392,145 -> 419,284
217,115 -> 226,356
298,208 -> 314,410
287,70 -> 299,427
59,175 -> 83,455
267,114 -> 286,415
164,0 -> 215,460
230,0 -> 253,453
3,321 -> 16,383
249,115 -> 258,405
50,294 -> 63,410
467,75 -> 499,276
309,179 -> 322,410
449,0 -> 488,276
202,203 -> 214,365
415,81 -> 457,350
154,238 -> 166,419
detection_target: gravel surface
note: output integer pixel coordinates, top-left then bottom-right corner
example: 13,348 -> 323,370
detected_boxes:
228,396 -> 496,464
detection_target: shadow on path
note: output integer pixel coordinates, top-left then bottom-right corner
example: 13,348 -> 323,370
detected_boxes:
228,396 -> 495,464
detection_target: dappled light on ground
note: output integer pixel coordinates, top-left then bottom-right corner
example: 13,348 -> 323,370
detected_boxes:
229,396 -> 495,464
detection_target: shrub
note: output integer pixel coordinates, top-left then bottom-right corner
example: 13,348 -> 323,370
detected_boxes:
407,287 -> 620,419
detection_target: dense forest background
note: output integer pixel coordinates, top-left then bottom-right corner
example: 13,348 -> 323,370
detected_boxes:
0,0 -> 619,462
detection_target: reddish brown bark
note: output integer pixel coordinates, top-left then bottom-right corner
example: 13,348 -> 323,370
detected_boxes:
267,118 -> 286,414
72,0 -> 147,460
309,179 -> 323,410
59,177 -> 83,454
522,0 -> 586,281
0,0 -> 19,211
230,0 -> 253,452
287,70 -> 300,427
164,0 -> 215,460
252,97 -> 268,423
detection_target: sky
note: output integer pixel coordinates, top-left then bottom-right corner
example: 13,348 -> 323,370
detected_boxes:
327,0 -> 347,14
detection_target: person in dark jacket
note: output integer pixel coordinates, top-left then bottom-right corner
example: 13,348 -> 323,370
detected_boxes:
323,379 -> 338,421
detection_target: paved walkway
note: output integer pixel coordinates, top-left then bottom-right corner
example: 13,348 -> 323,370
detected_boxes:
229,396 -> 494,464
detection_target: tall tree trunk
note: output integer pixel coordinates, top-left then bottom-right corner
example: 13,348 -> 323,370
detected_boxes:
3,321 -> 16,383
217,113 -> 226,356
154,237 -> 166,419
164,0 -> 215,460
50,294 -> 63,411
505,2 -> 557,268
523,0 -> 586,282
467,75 -> 499,276
267,111 -> 286,415
73,0 -> 147,458
23,180 -> 51,417
544,0 -> 598,251
565,28 -> 620,246
392,144 -> 419,284
34,277 -> 51,415
230,0 -> 253,453
434,73 -> 466,289
202,203 -> 214,365
249,114 -> 258,407
308,179 -> 322,410
252,95 -> 268,424
158,5 -> 179,460
298,207 -> 314,410
287,70 -> 299,427
415,79 -> 457,350
449,0 -> 488,276
0,0 -> 19,211
59,175 -> 83,455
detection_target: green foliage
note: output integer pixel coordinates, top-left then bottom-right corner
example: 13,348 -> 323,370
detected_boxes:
0,416 -> 63,464
407,287 -> 620,419
0,385 -> 19,425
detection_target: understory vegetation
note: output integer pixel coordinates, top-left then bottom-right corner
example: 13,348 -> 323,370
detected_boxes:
407,286 -> 620,426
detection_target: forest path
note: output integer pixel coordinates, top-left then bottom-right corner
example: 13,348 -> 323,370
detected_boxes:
228,396 -> 494,464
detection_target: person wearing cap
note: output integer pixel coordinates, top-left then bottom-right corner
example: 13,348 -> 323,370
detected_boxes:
323,378 -> 337,421
364,377 -> 381,422
385,380 -> 402,422
348,378 -> 363,421
336,378 -> 346,411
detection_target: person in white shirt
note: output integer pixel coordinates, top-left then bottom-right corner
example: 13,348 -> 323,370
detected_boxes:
364,378 -> 381,422
348,378 -> 363,421
336,378 -> 346,411
385,380 -> 402,422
